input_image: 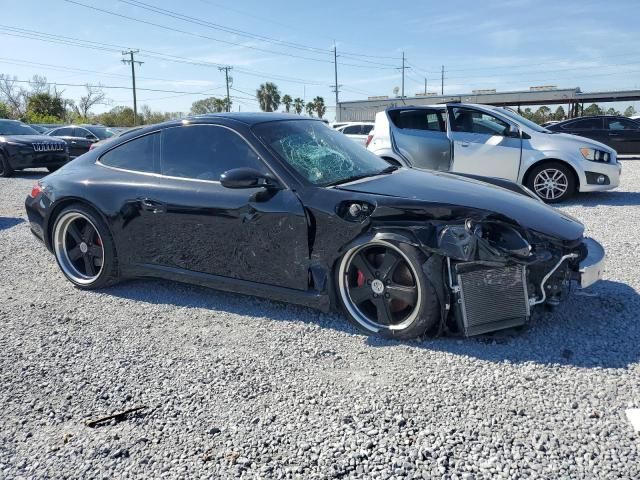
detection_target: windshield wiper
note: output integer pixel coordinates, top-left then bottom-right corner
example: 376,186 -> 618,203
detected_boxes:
324,165 -> 399,187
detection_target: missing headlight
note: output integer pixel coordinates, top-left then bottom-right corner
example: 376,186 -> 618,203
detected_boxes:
467,220 -> 532,258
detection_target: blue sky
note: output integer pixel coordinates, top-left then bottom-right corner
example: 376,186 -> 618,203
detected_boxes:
1,0 -> 639,119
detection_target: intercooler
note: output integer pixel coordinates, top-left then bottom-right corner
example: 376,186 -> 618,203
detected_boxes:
455,264 -> 530,336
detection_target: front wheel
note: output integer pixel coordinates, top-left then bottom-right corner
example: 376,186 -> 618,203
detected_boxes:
336,239 -> 439,339
526,162 -> 576,203
52,204 -> 119,289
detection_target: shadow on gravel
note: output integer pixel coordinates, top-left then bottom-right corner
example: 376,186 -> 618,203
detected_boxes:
566,191 -> 640,207
9,170 -> 48,180
104,275 -> 639,370
398,279 -> 640,370
101,278 -> 359,335
0,217 -> 25,231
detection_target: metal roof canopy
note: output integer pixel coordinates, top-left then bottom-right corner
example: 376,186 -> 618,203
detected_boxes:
337,87 -> 640,121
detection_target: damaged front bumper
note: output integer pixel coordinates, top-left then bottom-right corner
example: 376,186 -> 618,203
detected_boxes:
578,237 -> 606,289
440,235 -> 606,336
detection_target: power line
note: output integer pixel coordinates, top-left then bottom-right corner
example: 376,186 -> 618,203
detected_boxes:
0,26 -> 330,86
5,77 -> 239,96
61,0 -> 397,70
0,55 -> 213,84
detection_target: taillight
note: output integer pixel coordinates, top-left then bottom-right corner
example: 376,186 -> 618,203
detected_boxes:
89,143 -> 96,150
365,134 -> 373,147
29,183 -> 43,198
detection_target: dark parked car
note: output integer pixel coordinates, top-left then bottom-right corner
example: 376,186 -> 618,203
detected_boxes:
46,125 -> 117,158
88,126 -> 144,152
25,114 -> 604,339
0,119 -> 69,177
547,116 -> 640,154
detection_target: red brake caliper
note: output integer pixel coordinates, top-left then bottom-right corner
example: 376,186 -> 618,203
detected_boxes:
356,270 -> 365,287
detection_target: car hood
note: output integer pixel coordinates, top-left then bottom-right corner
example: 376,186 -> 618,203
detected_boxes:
335,169 -> 584,241
0,134 -> 66,145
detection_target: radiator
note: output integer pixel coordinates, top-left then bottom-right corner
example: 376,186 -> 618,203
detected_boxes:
457,265 -> 530,336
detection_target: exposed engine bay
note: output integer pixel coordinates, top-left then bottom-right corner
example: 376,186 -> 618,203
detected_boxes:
358,213 -> 600,337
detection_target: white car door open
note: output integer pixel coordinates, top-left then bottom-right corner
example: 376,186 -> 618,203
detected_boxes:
447,106 -> 522,181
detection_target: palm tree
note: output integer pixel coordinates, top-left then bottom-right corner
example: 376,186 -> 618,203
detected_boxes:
313,96 -> 326,118
305,102 -> 315,117
293,98 -> 304,115
282,94 -> 292,113
256,82 -> 281,112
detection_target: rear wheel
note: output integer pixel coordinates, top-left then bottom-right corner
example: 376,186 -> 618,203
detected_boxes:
0,153 -> 14,178
52,204 -> 119,289
336,239 -> 439,339
526,162 -> 576,203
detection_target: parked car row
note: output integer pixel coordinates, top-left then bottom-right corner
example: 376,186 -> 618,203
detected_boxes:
366,103 -> 621,202
0,120 -> 69,177
546,115 -> 640,155
46,124 -> 118,158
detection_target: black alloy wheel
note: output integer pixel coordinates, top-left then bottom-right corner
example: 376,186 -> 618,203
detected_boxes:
337,240 -> 439,338
52,205 -> 119,288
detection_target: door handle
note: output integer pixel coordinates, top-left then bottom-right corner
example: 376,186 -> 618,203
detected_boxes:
140,198 -> 166,213
459,141 -> 470,147
70,141 -> 77,144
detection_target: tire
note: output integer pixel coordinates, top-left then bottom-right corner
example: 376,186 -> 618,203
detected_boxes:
51,204 -> 119,289
526,162 -> 576,203
0,153 -> 14,178
336,239 -> 440,340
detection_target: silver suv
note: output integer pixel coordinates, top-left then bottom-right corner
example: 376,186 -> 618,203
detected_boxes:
367,103 -> 621,202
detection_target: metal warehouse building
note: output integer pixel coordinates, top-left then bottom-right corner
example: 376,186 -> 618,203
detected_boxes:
336,87 -> 640,122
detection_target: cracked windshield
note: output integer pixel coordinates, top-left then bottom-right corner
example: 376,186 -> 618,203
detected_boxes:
254,120 -> 391,186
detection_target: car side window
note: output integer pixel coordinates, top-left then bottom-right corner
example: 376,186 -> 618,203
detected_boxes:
161,125 -> 266,181
342,125 -> 361,135
52,127 -> 73,136
362,124 -> 374,135
392,110 -> 445,132
607,118 -> 638,130
563,118 -> 602,130
450,108 -> 510,135
100,132 -> 159,173
77,128 -> 93,138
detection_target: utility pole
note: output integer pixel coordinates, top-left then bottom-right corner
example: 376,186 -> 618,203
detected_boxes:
441,65 -> 445,95
332,44 -> 341,121
424,77 -> 427,95
397,51 -> 410,99
121,50 -> 143,125
218,66 -> 233,112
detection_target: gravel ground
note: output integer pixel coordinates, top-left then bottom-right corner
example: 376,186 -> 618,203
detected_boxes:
1,164 -> 639,479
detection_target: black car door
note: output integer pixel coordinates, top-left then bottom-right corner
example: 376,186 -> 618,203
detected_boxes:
604,117 -> 640,154
142,123 -> 309,290
49,127 -> 82,158
559,117 -> 606,145
71,128 -> 98,156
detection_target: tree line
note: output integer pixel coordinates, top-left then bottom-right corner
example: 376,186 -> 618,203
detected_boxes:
0,73 -> 182,126
188,82 -> 327,118
3,72 -> 636,126
519,104 -> 637,124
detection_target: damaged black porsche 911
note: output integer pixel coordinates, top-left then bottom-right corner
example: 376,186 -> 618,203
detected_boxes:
25,113 -> 605,339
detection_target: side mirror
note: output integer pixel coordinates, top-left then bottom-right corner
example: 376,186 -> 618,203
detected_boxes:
220,167 -> 281,190
505,125 -> 520,138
